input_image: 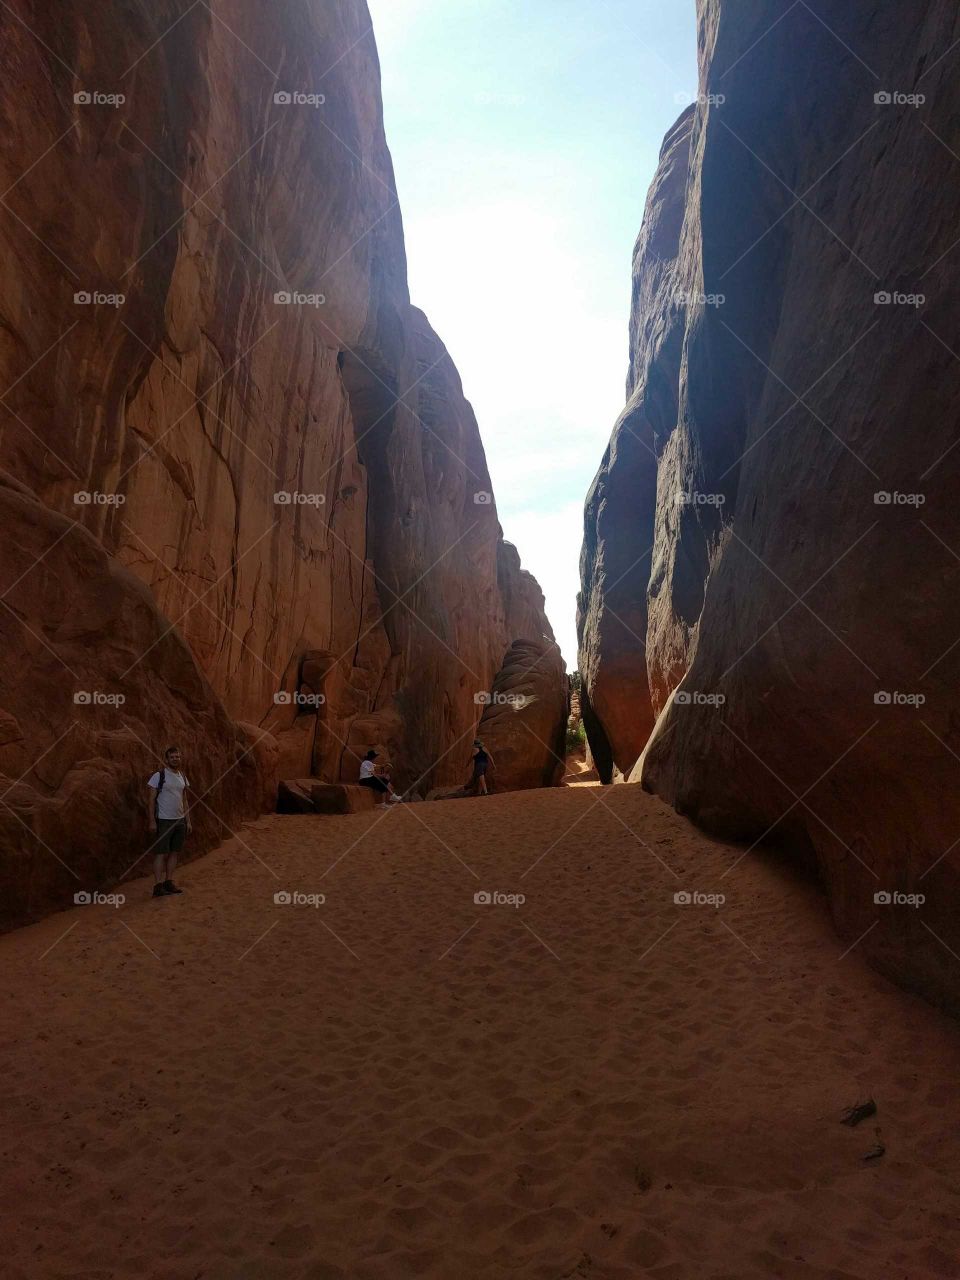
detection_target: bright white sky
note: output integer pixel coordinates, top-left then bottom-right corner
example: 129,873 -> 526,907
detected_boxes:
366,0 -> 698,665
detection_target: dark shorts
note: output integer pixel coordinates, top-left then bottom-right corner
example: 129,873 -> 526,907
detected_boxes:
472,762 -> 488,777
151,818 -> 187,854
359,775 -> 389,794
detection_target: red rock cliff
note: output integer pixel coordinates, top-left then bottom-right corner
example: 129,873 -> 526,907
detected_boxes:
579,0 -> 960,1009
0,0 -> 563,926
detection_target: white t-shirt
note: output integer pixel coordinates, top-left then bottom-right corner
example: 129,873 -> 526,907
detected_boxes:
148,769 -> 189,820
359,759 -> 375,780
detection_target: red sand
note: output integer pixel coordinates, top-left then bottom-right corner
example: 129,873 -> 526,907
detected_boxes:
3,784 -> 960,1279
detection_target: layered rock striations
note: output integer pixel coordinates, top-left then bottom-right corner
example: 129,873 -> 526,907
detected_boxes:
579,1 -> 960,1008
0,0 -> 563,925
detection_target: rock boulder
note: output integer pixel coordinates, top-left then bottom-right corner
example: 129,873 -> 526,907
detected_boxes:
579,0 -> 960,1010
477,640 -> 569,792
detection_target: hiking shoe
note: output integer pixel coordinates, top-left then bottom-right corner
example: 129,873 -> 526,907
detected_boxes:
152,883 -> 166,899
162,880 -> 183,895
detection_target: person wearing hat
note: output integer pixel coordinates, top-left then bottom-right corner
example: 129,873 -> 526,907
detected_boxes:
358,749 -> 392,807
470,739 -> 496,795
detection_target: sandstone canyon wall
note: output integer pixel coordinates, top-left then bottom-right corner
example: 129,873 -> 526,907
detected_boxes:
580,0 -> 960,1010
475,636 -> 569,792
0,0 -> 564,926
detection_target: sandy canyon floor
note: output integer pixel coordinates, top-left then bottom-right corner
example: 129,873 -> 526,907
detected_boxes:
2,783 -> 960,1279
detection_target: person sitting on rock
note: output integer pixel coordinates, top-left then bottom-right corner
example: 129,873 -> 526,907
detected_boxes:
379,759 -> 405,804
470,739 -> 496,795
147,745 -> 190,897
358,749 -> 392,808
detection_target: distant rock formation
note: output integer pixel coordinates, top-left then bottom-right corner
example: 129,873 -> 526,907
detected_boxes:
579,1 -> 960,1009
0,0 -> 564,926
580,106 -> 695,781
476,639 -> 569,792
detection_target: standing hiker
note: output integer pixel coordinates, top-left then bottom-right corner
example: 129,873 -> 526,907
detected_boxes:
147,746 -> 190,897
470,739 -> 495,795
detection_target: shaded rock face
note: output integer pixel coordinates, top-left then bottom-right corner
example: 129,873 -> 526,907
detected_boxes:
425,785 -> 473,803
277,780 -> 376,815
579,1 -> 960,1009
0,0 -> 561,924
579,107 -> 695,781
0,482 -> 266,926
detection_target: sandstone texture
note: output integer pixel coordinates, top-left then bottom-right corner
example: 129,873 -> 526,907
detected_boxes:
277,780 -> 377,815
0,0 -> 563,925
476,639 -> 569,792
426,785 -> 473,803
430,575 -> 569,796
579,1 -> 960,1009
580,106 -> 695,781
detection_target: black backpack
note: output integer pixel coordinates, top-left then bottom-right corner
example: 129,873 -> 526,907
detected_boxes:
154,768 -> 166,822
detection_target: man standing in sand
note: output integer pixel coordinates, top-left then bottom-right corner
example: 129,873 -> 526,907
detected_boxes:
147,746 -> 190,897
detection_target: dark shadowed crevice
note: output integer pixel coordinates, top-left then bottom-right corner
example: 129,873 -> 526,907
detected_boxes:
580,684 -> 613,785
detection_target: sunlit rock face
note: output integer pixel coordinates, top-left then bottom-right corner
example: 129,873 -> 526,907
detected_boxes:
476,638 -> 570,793
0,0 -> 563,925
579,0 -> 960,1009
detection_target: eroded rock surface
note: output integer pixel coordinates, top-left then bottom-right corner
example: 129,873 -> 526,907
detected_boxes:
579,106 -> 694,780
0,0 -> 563,924
579,1 -> 960,1008
477,639 -> 569,792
